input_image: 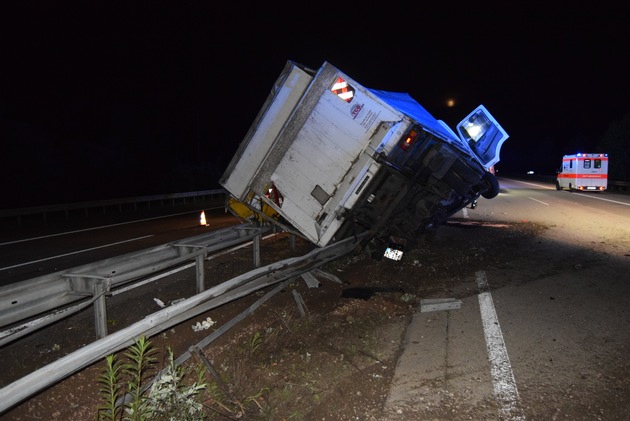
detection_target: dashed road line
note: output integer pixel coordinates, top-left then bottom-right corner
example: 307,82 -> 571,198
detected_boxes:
528,197 -> 549,205
0,235 -> 154,272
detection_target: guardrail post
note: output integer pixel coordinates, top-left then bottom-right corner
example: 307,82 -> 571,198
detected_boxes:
253,233 -> 261,268
93,280 -> 109,339
195,254 -> 205,293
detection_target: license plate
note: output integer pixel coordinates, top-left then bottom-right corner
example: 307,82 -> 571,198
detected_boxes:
384,247 -> 403,261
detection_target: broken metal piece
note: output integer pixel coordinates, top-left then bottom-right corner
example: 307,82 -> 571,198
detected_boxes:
311,268 -> 343,284
300,271 -> 321,288
292,289 -> 309,317
420,298 -> 462,312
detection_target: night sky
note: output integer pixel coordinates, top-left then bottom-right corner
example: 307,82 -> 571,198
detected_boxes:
2,3 -> 629,209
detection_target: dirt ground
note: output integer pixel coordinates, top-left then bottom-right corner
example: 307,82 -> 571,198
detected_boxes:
1,217 -> 558,420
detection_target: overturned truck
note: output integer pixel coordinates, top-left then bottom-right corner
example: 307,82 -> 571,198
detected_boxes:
220,61 -> 508,260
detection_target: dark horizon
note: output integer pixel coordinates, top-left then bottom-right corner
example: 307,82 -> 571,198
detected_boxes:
2,3 -> 629,209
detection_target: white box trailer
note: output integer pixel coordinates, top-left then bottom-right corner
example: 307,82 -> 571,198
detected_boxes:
220,61 -> 509,255
556,153 -> 608,191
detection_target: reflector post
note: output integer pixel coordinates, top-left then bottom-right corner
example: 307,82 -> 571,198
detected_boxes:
331,77 -> 355,102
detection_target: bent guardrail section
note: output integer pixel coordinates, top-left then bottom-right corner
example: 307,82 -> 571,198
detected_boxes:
0,233 -> 366,415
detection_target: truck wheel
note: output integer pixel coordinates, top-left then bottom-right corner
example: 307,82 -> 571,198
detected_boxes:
480,171 -> 500,199
556,180 -> 562,190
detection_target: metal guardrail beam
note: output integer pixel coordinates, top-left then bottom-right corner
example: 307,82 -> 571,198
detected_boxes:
0,189 -> 227,223
0,232 -> 366,415
0,223 -> 270,335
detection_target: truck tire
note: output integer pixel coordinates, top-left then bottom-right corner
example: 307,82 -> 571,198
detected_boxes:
556,180 -> 562,190
480,171 -> 500,199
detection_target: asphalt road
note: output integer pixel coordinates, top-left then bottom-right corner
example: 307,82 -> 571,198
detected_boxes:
0,203 -> 240,286
1,178 -> 630,419
382,177 -> 630,420
3,177 -> 627,286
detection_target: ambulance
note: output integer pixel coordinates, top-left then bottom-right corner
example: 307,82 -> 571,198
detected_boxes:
556,153 -> 608,191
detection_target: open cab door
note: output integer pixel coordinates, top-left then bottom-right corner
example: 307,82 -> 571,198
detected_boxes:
456,105 -> 509,168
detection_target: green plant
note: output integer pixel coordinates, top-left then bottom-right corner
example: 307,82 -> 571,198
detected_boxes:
97,354 -> 123,421
97,336 -> 207,421
145,348 -> 207,420
249,331 -> 263,354
123,335 -> 157,419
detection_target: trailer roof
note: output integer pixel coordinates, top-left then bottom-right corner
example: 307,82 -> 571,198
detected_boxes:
368,89 -> 459,143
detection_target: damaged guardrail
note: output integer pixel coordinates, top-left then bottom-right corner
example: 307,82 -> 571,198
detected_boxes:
0,232 -> 366,415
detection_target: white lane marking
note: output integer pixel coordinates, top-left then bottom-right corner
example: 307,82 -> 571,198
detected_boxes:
568,192 -> 630,206
0,206 -> 224,247
476,270 -> 525,420
0,235 -> 154,271
502,178 -> 630,206
528,197 -> 549,205
501,178 -> 555,190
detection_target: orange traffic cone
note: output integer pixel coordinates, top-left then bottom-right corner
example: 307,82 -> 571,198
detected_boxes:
200,211 -> 208,226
